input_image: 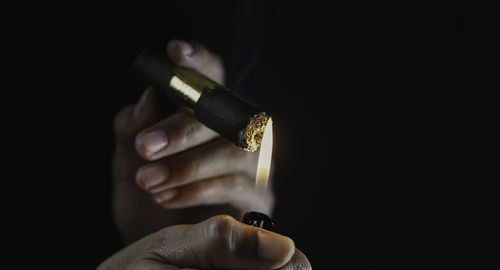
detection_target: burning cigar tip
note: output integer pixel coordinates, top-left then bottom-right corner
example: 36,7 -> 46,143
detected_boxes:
242,113 -> 272,152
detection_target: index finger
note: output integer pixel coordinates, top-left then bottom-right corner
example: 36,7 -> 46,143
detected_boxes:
135,112 -> 218,161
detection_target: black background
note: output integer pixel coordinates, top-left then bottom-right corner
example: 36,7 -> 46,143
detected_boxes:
10,1 -> 497,269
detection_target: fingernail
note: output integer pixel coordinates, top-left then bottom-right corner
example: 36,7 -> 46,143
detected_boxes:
136,165 -> 169,189
138,130 -> 168,158
133,88 -> 151,120
257,231 -> 295,263
154,189 -> 178,204
168,40 -> 194,56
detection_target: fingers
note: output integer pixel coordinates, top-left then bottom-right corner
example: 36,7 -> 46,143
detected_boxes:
135,112 -> 218,160
150,173 -> 273,214
128,39 -> 225,161
113,88 -> 161,182
135,137 -> 269,212
133,40 -> 225,160
150,215 -> 296,269
167,40 -> 225,84
136,138 -> 258,191
153,174 -> 255,210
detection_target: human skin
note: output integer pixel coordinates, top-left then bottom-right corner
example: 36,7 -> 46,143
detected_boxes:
112,40 -> 274,243
97,215 -> 311,270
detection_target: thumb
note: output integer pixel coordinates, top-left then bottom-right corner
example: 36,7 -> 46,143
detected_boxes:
166,39 -> 225,85
149,215 -> 296,269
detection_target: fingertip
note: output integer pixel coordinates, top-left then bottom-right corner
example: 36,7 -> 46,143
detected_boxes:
285,249 -> 312,270
132,87 -> 154,121
135,130 -> 169,161
154,189 -> 178,205
167,40 -> 196,67
136,164 -> 170,190
115,87 -> 161,142
257,230 -> 296,269
134,134 -> 149,160
135,169 -> 147,190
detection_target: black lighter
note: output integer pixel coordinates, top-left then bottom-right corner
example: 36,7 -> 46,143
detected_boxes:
242,211 -> 275,231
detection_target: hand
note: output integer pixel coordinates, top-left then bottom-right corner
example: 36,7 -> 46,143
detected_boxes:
98,215 -> 311,270
112,40 -> 274,243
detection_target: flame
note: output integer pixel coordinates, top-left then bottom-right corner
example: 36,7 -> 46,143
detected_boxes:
253,117 -> 273,212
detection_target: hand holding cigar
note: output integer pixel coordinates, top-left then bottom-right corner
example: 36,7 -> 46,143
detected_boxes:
112,40 -> 274,243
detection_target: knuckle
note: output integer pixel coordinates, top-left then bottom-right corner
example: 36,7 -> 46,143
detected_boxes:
189,181 -> 204,201
231,174 -> 250,193
182,119 -> 199,140
177,158 -> 200,182
167,155 -> 200,186
211,214 -> 236,230
176,113 -> 202,146
208,215 -> 241,252
177,113 -> 197,136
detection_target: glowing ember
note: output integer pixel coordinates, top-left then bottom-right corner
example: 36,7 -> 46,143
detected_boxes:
253,117 -> 273,212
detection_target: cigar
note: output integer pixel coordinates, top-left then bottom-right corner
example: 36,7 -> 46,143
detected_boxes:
133,48 -> 270,152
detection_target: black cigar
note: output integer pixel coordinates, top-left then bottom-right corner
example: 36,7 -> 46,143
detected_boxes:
133,48 -> 270,152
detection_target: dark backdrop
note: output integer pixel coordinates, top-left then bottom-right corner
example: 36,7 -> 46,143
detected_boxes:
16,1 -> 497,269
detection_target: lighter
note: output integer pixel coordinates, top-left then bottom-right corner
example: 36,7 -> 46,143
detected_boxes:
242,211 -> 275,231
